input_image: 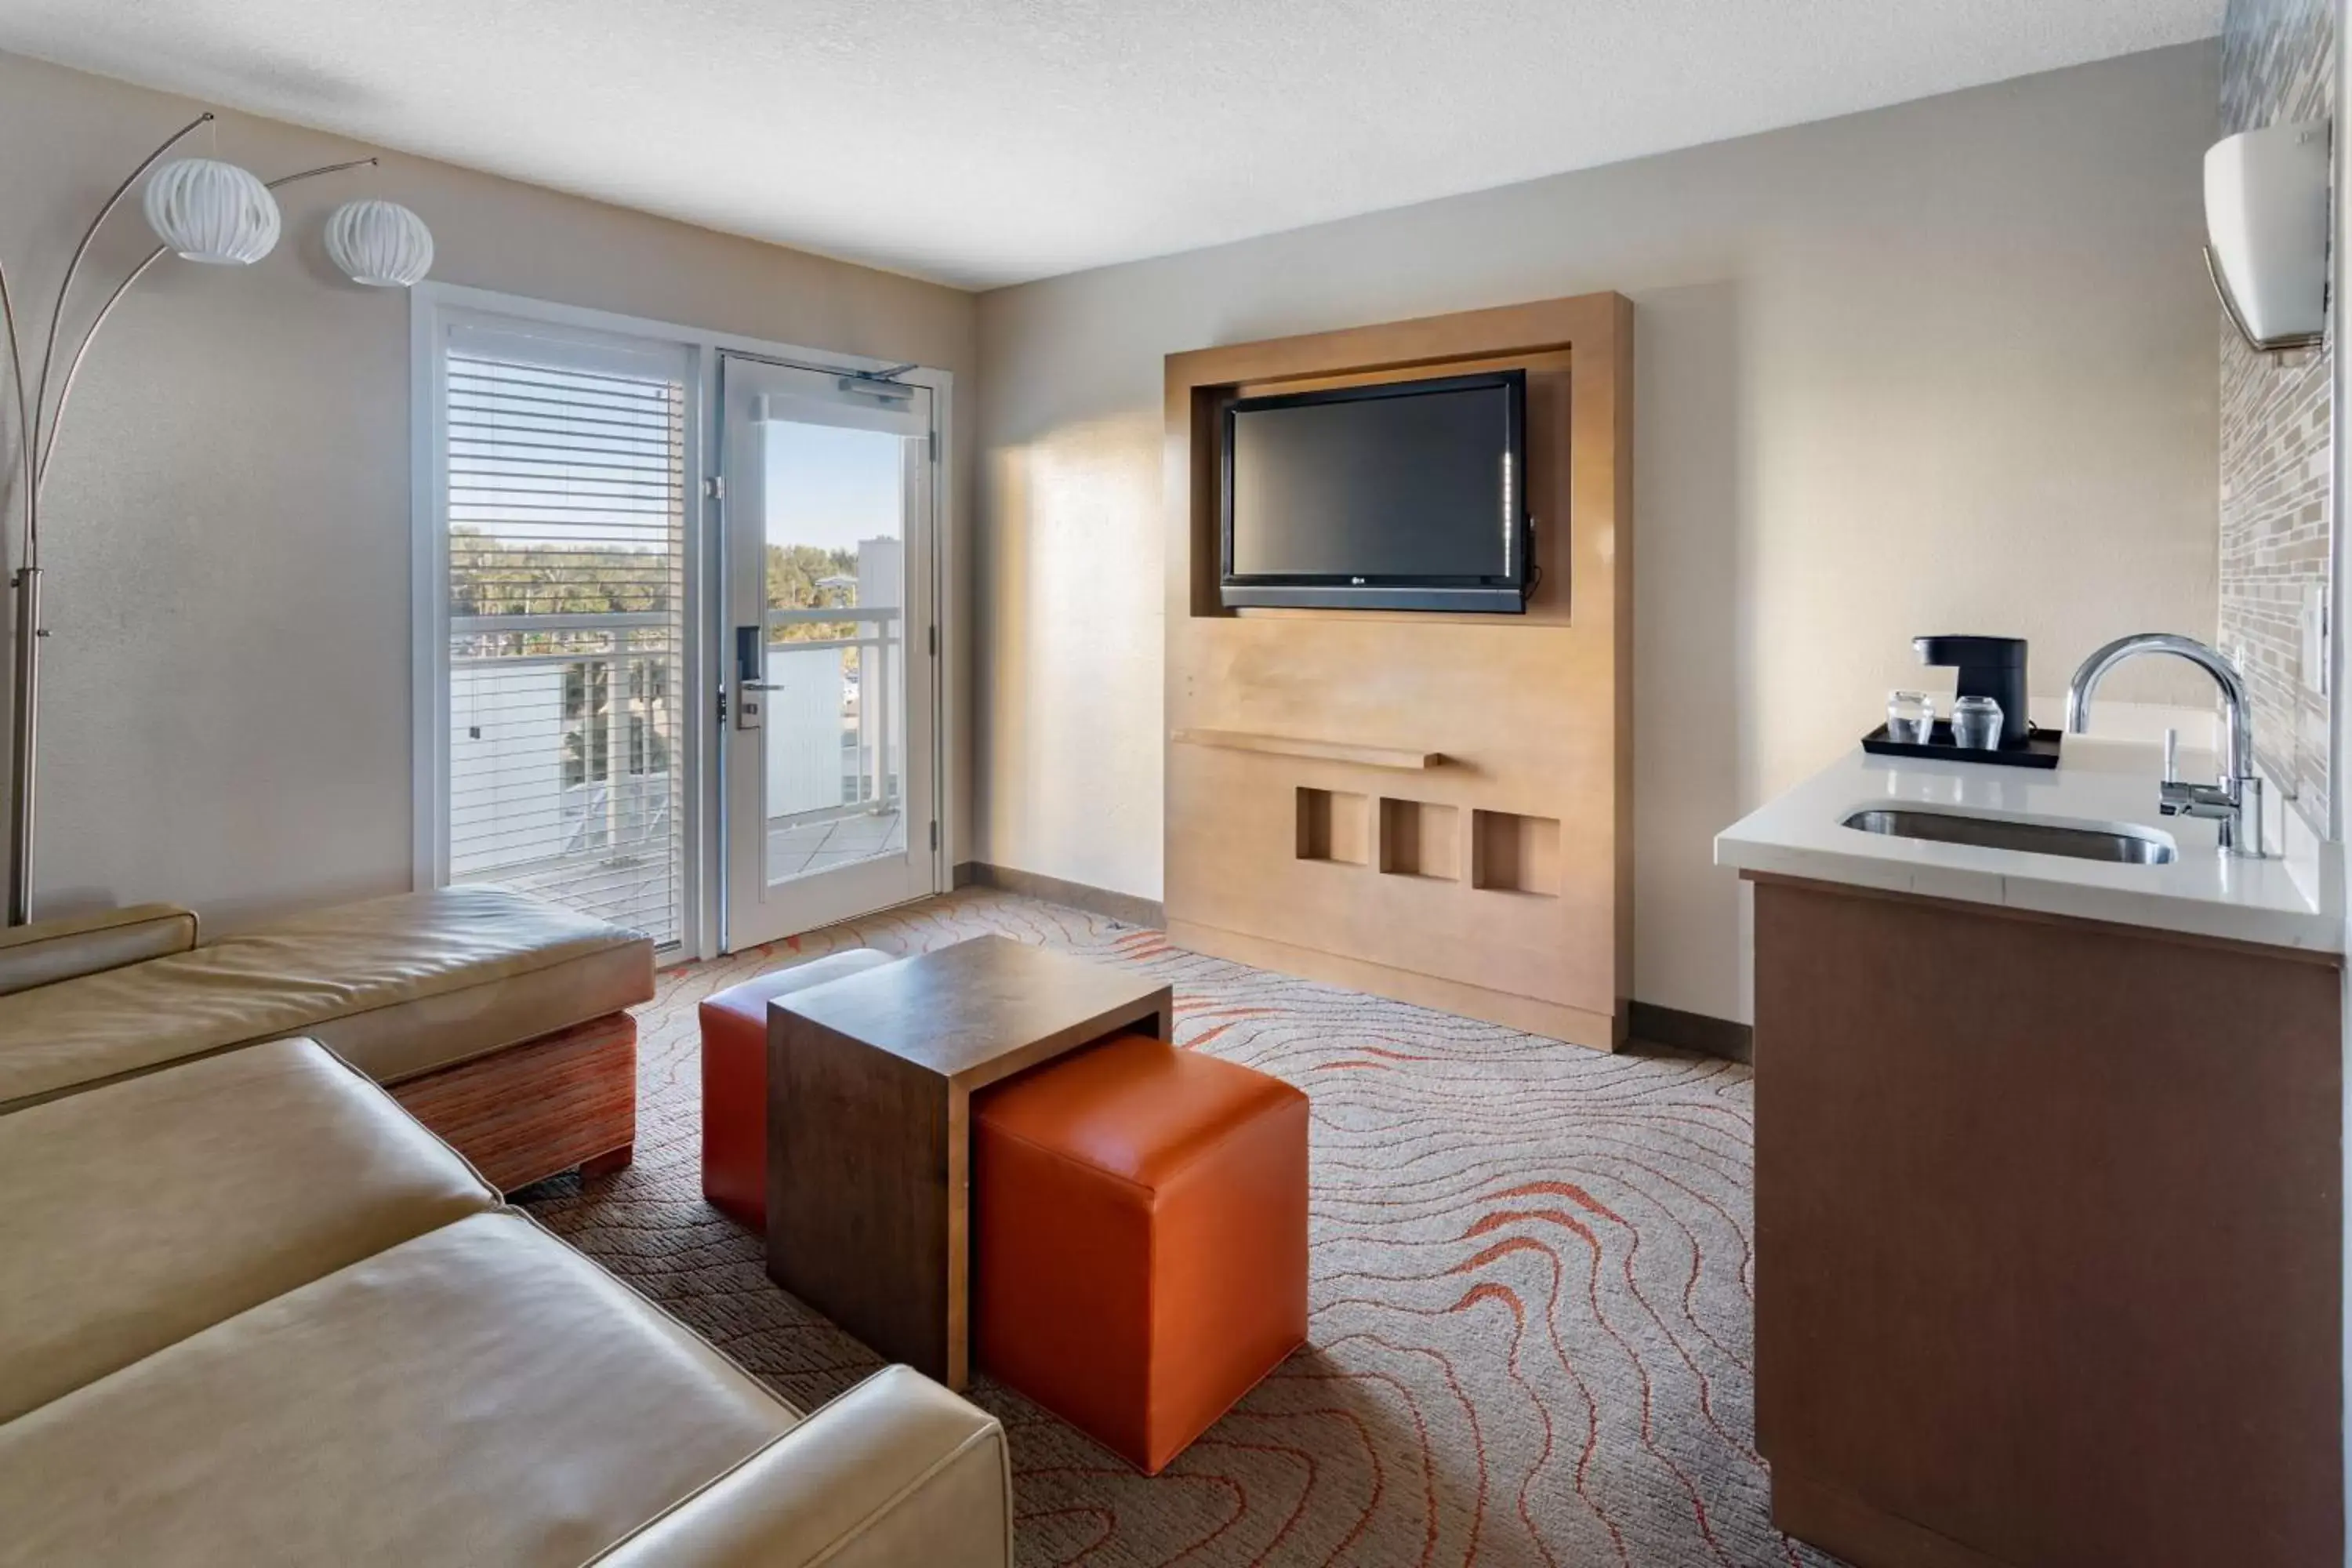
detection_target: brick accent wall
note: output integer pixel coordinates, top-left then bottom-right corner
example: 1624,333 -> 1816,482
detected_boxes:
2220,0 -> 2334,831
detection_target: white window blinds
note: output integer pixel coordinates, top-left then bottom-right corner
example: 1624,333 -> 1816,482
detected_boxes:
440,322 -> 688,946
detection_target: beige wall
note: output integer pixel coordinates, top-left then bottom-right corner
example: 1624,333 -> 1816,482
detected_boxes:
975,42 -> 2222,1022
0,52 -> 976,929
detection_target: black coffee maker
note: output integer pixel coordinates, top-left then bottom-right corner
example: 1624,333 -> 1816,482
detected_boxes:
1914,636 -> 2030,748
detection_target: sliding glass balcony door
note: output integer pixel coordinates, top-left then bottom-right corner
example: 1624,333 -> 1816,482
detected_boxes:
718,354 -> 939,949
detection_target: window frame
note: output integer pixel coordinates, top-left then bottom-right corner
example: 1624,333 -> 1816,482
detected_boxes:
410,283 -> 957,960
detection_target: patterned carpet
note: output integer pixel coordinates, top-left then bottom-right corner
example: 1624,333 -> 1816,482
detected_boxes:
517,890 -> 1833,1567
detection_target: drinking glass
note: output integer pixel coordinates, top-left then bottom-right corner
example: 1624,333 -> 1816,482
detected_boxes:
1951,695 -> 2002,750
1886,691 -> 1935,745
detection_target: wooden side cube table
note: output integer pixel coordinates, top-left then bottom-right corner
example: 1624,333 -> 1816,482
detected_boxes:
765,934 -> 1171,1388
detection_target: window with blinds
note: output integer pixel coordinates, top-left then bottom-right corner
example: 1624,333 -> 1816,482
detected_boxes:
438,323 -> 688,947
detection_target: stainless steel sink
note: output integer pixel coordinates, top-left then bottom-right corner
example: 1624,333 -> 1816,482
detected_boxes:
1840,807 -> 2176,865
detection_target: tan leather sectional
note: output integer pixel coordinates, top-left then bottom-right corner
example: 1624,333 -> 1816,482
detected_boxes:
0,895 -> 1015,1566
0,884 -> 660,1190
0,885 -> 653,1109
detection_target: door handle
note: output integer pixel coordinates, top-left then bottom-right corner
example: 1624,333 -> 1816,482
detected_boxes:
733,681 -> 768,731
734,626 -> 769,730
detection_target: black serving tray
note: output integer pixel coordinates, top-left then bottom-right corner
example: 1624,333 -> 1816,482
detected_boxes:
1861,721 -> 2062,770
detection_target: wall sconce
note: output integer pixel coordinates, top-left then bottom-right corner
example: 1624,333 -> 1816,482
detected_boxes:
2203,118 -> 2331,354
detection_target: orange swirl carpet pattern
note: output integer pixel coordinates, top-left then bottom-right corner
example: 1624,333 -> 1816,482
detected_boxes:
518,890 -> 1835,1567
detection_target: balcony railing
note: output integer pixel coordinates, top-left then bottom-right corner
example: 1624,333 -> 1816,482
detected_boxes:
441,598 -> 906,942
761,605 -> 902,826
448,613 -> 681,942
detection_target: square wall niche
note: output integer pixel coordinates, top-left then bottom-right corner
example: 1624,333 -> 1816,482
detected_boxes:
1379,799 -> 1460,880
1471,810 -> 1561,896
1297,788 -> 1370,864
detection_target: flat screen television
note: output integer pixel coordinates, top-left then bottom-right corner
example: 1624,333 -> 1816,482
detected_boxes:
1219,369 -> 1531,613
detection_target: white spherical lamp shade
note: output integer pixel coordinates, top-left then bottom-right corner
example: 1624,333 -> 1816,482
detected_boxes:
325,199 -> 434,287
142,158 -> 281,264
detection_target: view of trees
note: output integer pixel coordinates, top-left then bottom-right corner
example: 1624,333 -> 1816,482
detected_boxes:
448,528 -> 860,654
764,542 -> 863,644
450,526 -> 677,618
449,525 -> 673,659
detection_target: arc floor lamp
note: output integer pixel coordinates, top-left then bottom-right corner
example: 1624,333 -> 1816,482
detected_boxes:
2,112 -> 433,924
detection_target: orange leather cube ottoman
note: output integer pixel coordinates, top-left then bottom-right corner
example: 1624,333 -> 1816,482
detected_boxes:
973,1031 -> 1308,1474
697,948 -> 897,1229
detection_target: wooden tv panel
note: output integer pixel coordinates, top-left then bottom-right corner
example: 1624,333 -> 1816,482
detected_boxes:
1163,293 -> 1632,1048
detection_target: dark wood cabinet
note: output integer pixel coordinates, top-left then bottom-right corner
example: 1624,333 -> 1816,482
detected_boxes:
1749,873 -> 2343,1568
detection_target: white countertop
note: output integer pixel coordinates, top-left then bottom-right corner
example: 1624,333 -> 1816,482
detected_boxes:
1713,736 -> 2343,954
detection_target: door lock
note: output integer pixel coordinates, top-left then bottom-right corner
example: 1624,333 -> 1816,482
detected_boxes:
734,625 -> 768,730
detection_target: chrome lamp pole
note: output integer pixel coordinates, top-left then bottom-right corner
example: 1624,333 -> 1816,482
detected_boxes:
2,111 -> 424,925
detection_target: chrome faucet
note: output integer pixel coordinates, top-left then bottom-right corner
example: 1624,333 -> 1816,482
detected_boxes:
2063,633 -> 2263,857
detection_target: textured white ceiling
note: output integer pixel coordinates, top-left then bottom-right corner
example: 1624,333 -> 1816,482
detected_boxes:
0,0 -> 2223,289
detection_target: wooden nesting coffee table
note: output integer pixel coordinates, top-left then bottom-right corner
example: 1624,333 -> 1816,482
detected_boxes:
765,934 -> 1171,1388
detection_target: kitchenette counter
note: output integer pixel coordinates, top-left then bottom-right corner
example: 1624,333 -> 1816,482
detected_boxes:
1735,732 -> 2346,1567
1714,735 -> 2343,954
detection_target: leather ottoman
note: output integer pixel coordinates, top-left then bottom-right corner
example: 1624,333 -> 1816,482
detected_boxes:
972,1032 -> 1308,1474
699,949 -> 898,1229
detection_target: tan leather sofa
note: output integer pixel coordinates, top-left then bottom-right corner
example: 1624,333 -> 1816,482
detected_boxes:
0,900 -> 197,996
0,885 -> 652,1109
0,886 -> 657,1189
0,1036 -> 1014,1566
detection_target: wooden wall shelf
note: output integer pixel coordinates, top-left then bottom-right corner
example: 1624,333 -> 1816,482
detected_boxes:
1172,728 -> 1439,771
